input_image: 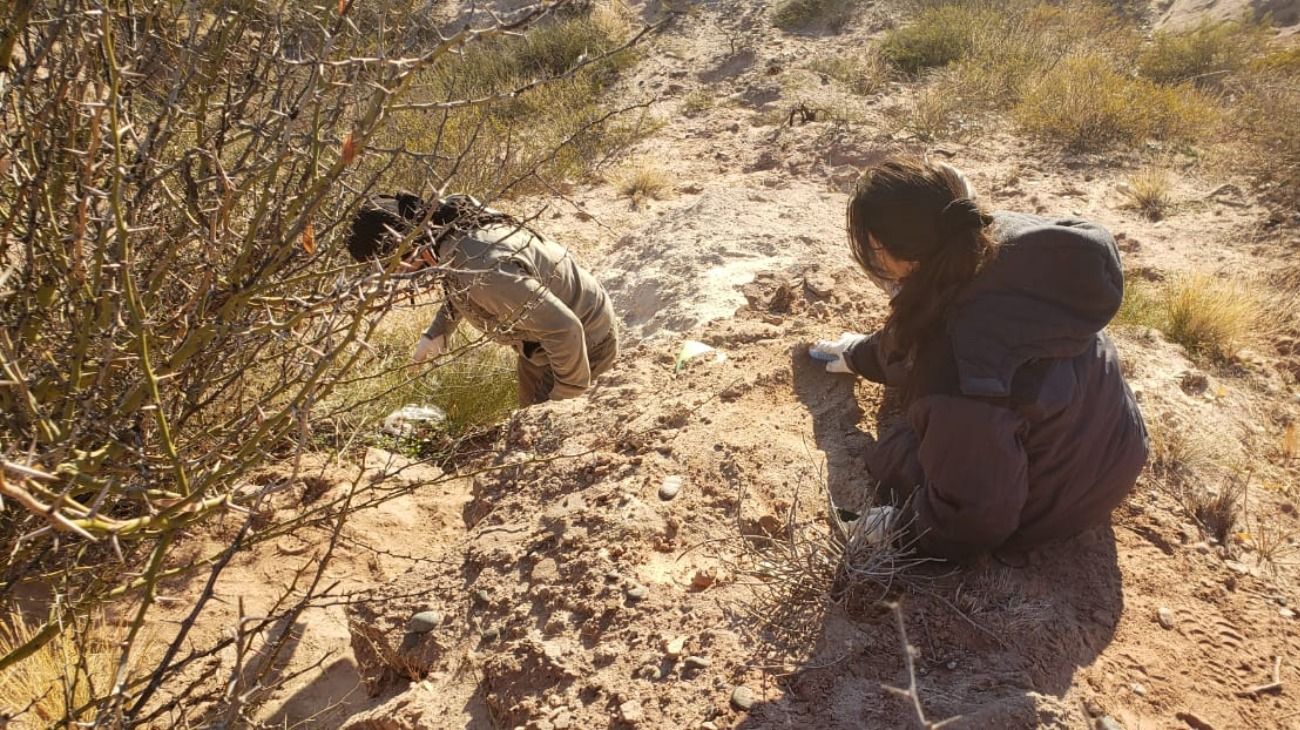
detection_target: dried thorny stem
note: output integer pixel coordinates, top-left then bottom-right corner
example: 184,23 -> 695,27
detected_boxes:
884,601 -> 962,729
708,456 -> 936,664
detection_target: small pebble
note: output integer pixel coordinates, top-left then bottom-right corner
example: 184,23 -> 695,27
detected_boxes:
619,700 -> 643,724
665,636 -> 686,657
552,713 -> 571,730
659,475 -> 683,500
1156,607 -> 1175,630
481,627 -> 500,642
945,659 -> 957,670
407,610 -> 441,634
1097,717 -> 1124,730
1282,607 -> 1296,619
701,723 -> 719,730
684,655 -> 711,670
1130,682 -> 1146,696
626,584 -> 649,602
731,685 -> 757,710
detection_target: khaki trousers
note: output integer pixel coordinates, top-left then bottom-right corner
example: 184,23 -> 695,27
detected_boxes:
516,332 -> 618,407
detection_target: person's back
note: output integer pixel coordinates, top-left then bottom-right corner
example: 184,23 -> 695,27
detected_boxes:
869,212 -> 1148,557
442,223 -> 615,351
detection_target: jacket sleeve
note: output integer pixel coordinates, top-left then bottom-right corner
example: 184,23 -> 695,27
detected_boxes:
470,264 -> 591,400
424,303 -> 458,341
901,395 -> 1029,559
845,331 -> 908,386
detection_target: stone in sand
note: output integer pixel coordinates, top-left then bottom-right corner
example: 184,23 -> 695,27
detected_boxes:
407,610 -> 441,634
731,685 -> 757,710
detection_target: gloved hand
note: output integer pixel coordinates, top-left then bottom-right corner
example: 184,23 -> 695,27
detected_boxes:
412,333 -> 446,364
808,332 -> 867,374
860,505 -> 900,547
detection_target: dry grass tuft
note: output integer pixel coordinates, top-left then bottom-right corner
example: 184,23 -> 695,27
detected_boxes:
1187,477 -> 1245,546
1145,413 -> 1217,487
0,610 -> 127,728
612,159 -> 672,204
680,89 -> 715,116
1121,167 -> 1176,220
1139,18 -> 1269,85
1015,55 -> 1214,150
772,0 -> 862,32
806,51 -> 888,95
1114,274 -> 1274,362
1163,273 -> 1268,360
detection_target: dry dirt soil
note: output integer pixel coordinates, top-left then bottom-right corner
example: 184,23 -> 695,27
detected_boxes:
146,1 -> 1300,728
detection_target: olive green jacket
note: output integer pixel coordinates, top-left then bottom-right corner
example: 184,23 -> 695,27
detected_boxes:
425,223 -> 616,400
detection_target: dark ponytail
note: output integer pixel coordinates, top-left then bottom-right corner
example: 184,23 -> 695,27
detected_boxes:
847,157 -> 997,360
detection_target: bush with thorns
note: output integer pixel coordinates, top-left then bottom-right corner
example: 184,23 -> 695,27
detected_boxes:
0,0 -> 653,724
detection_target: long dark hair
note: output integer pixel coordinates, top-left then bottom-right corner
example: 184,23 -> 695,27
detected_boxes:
847,157 -> 997,358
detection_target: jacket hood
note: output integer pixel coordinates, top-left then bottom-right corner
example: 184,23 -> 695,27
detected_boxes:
946,212 -> 1124,398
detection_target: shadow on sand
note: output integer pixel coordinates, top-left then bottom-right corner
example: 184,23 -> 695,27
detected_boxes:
728,353 -> 1126,728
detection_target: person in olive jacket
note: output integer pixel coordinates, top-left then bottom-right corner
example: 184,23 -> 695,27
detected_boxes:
346,193 -> 618,407
810,158 -> 1149,560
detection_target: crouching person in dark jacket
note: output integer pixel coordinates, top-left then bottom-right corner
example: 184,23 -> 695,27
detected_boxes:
810,158 -> 1148,561
346,193 -> 618,406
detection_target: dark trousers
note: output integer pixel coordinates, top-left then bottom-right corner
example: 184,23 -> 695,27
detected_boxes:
516,332 -> 618,407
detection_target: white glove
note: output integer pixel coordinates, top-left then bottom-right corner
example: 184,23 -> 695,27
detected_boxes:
861,506 -> 900,547
412,334 -> 446,364
808,332 -> 867,374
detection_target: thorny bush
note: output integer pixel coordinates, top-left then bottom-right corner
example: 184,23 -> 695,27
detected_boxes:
0,0 -> 650,724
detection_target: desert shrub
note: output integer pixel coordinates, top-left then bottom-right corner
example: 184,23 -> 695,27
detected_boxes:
1113,279 -> 1165,331
1230,67 -> 1300,207
806,51 -> 888,95
0,0 -> 649,723
1139,19 -> 1269,85
1015,55 -> 1214,149
879,4 -> 983,74
772,0 -> 862,32
904,75 -> 968,140
1121,167 -> 1176,220
1113,273 -> 1273,360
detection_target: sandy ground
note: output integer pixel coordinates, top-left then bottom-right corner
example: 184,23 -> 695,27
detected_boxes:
139,1 -> 1300,728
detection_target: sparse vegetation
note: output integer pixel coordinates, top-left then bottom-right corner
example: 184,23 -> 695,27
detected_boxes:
381,2 -> 649,198
806,51 -> 888,95
772,0 -> 862,32
680,89 -> 716,116
1187,473 -> 1248,546
1121,167 -> 1176,220
612,159 -> 673,204
1015,55 -> 1214,150
1139,18 -> 1269,85
879,3 -> 983,75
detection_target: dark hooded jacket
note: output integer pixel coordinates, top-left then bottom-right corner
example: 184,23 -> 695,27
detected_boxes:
846,212 -> 1149,560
